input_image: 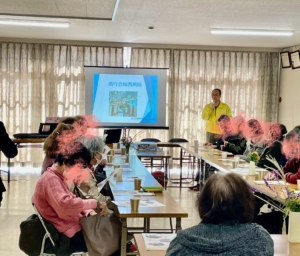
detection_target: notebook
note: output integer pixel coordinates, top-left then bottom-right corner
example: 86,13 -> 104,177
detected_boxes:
13,123 -> 58,139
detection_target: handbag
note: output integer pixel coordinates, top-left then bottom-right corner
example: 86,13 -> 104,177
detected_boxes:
19,214 -> 72,256
80,209 -> 121,256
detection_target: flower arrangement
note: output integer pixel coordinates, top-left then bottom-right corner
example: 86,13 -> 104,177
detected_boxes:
254,155 -> 300,216
247,151 -> 260,162
120,136 -> 132,148
120,129 -> 145,152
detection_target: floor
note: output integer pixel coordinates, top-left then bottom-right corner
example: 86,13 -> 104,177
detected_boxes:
0,164 -> 200,255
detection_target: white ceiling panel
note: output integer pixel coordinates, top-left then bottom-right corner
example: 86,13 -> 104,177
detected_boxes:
0,0 -> 299,48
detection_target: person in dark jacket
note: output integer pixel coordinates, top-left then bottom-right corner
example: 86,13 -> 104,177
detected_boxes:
0,121 -> 18,206
166,173 -> 274,256
0,121 -> 18,158
217,115 -> 247,155
256,123 -> 287,170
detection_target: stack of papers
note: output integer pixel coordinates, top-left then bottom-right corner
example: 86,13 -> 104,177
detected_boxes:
254,180 -> 287,185
112,199 -> 165,208
230,167 -> 252,175
113,190 -> 154,196
142,233 -> 176,250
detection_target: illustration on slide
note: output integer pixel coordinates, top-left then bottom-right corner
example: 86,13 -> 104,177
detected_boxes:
109,91 -> 138,117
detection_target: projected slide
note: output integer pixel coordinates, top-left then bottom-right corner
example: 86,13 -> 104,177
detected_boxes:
93,74 -> 158,124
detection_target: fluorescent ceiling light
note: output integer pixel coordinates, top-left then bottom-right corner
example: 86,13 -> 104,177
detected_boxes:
0,19 -> 69,28
211,29 -> 293,36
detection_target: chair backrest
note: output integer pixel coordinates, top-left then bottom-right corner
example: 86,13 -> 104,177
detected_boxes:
141,138 -> 161,143
168,138 -> 189,143
33,205 -> 56,247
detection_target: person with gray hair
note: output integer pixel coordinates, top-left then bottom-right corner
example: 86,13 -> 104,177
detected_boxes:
67,135 -> 110,203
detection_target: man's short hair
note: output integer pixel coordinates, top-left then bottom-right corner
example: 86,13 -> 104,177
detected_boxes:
197,173 -> 254,224
247,119 -> 264,136
217,114 -> 230,123
212,88 -> 221,95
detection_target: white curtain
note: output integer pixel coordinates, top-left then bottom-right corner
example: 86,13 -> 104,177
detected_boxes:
130,48 -> 279,143
130,48 -> 172,143
0,43 -> 123,165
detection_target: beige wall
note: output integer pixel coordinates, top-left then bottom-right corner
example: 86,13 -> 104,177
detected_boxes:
278,44 -> 300,132
278,66 -> 300,131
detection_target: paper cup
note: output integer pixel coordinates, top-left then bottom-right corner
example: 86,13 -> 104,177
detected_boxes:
209,149 -> 214,156
115,168 -> 123,182
121,148 -> 126,155
234,156 -> 240,163
110,149 -> 115,156
107,155 -> 113,163
221,152 -> 228,158
232,161 -> 238,168
113,143 -> 118,149
297,180 -> 300,190
130,198 -> 140,212
134,178 -> 142,190
257,170 -> 268,180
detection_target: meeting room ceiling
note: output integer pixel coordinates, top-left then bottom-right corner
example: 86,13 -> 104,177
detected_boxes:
0,0 -> 299,48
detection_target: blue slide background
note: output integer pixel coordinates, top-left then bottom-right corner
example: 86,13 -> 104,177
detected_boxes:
92,74 -> 158,124
141,75 -> 158,124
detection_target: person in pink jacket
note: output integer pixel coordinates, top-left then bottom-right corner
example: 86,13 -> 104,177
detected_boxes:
32,142 -> 108,253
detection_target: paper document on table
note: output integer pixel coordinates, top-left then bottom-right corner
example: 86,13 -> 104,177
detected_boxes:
112,199 -> 165,208
113,190 -> 155,196
97,168 -> 121,192
230,168 -> 253,175
121,175 -> 143,182
142,233 -> 176,250
254,180 -> 288,185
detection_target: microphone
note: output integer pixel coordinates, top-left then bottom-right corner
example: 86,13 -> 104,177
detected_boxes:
212,100 -> 217,108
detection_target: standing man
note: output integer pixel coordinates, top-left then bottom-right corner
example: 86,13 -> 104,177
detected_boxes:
201,89 -> 232,144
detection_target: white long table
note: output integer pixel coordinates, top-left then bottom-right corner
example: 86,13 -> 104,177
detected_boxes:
108,151 -> 188,256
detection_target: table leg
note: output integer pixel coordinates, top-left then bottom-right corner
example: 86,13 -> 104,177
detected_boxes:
175,218 -> 182,232
8,158 -> 10,184
179,148 -> 183,188
164,158 -> 168,189
121,218 -> 128,256
146,218 -> 150,232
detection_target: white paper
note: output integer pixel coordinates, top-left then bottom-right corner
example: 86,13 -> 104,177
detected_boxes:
97,168 -> 121,192
230,167 -> 253,175
254,180 -> 288,185
112,199 -> 165,208
142,233 -> 176,250
113,190 -> 155,196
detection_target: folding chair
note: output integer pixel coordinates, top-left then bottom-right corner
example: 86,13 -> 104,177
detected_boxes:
33,205 -> 88,256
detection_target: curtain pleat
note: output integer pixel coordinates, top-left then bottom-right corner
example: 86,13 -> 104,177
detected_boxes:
0,43 -> 123,166
130,48 -> 279,144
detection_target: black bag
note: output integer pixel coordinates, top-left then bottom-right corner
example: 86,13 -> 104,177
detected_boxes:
0,177 -> 6,206
19,214 -> 72,256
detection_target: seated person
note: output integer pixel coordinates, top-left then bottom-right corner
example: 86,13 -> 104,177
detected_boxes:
33,142 -> 108,253
217,115 -> 247,155
242,119 -> 266,159
266,127 -> 300,184
0,121 -> 18,205
0,121 -> 18,158
166,173 -> 274,256
71,135 -> 112,200
256,123 -> 287,170
42,123 -> 77,174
